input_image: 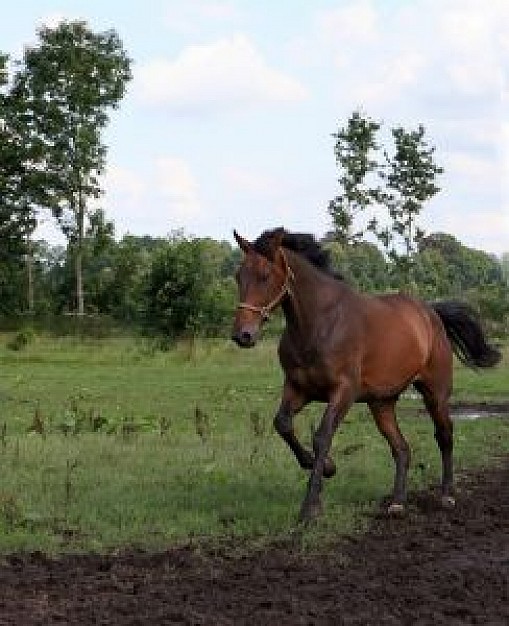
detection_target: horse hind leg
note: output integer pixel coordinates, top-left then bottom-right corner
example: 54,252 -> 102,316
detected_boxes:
368,399 -> 410,515
414,380 -> 455,508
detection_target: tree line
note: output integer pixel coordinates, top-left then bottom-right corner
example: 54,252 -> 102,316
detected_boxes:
4,219 -> 505,338
1,22 -> 507,339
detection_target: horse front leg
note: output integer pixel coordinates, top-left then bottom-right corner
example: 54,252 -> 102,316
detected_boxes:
274,382 -> 336,478
299,383 -> 353,522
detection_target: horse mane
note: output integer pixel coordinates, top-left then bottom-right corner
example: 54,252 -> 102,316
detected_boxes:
253,228 -> 344,280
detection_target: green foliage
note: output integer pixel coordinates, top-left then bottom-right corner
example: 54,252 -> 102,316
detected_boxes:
12,20 -> 132,315
324,240 -> 390,292
412,233 -> 509,334
0,53 -> 36,314
146,236 -> 209,337
328,112 -> 443,289
417,233 -> 505,295
501,252 -> 509,286
380,125 -> 443,286
6,328 -> 35,351
145,234 -> 237,339
328,111 -> 381,244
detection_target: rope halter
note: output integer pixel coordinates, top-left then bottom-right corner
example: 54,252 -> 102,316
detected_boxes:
236,252 -> 294,322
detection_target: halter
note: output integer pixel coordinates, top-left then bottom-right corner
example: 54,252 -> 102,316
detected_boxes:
237,252 -> 294,322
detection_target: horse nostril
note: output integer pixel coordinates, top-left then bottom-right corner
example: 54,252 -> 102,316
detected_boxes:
232,330 -> 254,347
241,331 -> 252,344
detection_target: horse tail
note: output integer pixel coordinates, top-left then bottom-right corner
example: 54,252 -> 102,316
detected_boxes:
431,300 -> 501,369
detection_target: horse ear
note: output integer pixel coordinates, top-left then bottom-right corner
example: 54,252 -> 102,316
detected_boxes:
233,230 -> 251,253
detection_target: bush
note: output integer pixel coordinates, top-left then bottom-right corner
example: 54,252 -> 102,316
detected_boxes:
6,328 -> 36,351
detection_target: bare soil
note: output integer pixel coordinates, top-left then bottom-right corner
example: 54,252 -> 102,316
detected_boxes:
0,459 -> 508,625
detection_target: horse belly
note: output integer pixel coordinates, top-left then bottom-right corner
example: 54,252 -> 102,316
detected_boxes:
358,296 -> 433,399
360,344 -> 425,399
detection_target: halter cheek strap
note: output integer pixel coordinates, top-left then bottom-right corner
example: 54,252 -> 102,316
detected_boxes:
237,253 -> 294,322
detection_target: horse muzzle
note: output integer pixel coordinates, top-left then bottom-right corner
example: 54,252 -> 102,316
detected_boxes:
231,327 -> 258,348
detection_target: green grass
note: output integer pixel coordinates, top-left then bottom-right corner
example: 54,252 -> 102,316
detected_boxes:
0,334 -> 508,553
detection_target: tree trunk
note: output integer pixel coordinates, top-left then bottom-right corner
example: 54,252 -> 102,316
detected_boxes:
24,232 -> 35,314
26,248 -> 34,314
76,192 -> 85,316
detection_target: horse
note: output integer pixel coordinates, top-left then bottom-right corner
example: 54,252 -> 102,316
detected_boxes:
231,227 -> 501,522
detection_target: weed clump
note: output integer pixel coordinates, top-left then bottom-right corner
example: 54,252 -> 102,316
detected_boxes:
7,328 -> 36,351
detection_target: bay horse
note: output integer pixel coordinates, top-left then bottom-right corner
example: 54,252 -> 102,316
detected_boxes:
231,228 -> 501,522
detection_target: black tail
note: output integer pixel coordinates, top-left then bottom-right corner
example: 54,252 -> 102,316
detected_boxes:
432,301 -> 501,369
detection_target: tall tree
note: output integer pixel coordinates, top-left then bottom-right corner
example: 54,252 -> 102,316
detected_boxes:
0,52 -> 38,314
380,125 -> 443,286
13,20 -> 132,315
328,111 -> 381,244
5,64 -> 48,314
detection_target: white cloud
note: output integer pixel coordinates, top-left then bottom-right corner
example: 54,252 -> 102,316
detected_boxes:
317,1 -> 379,46
439,1 -> 509,97
99,159 -> 202,236
136,34 -> 308,112
290,0 -> 509,116
428,207 -> 509,255
349,52 -> 427,107
445,152 -> 503,185
287,1 -> 379,68
104,165 -> 146,200
164,0 -> 240,35
502,121 -> 509,189
221,165 -> 277,195
439,0 -> 509,53
155,157 -> 201,219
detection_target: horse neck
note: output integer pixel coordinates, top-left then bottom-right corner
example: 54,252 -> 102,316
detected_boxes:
282,249 -> 343,334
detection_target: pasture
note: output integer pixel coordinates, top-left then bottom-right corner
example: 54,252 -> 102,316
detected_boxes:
0,333 -> 508,554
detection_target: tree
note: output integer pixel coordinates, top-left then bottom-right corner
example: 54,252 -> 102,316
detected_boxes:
145,236 -> 210,338
145,235 -> 237,339
380,125 -> 443,286
328,113 -> 444,291
418,233 -> 504,294
324,239 -> 389,292
13,20 -> 132,315
0,52 -> 37,314
328,111 -> 381,244
501,252 -> 509,287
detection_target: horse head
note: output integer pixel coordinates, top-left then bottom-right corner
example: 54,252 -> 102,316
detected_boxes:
231,228 -> 291,347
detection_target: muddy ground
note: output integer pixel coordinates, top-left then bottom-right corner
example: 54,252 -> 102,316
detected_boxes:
0,459 -> 508,625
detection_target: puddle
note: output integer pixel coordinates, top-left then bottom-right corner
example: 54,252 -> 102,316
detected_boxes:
449,402 -> 509,421
408,401 -> 509,421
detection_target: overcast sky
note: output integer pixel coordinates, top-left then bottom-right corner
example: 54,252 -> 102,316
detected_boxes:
3,0 -> 508,255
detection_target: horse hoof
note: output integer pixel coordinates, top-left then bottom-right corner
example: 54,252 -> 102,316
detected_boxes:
387,503 -> 405,516
323,458 -> 336,478
441,495 -> 456,509
299,501 -> 322,524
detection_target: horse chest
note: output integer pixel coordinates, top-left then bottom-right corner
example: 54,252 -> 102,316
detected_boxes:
280,340 -> 337,396
285,358 -> 332,395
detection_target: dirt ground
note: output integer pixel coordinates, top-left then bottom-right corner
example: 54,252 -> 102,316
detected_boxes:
0,459 -> 508,626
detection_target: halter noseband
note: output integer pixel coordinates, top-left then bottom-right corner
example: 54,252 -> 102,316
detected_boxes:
237,252 -> 294,322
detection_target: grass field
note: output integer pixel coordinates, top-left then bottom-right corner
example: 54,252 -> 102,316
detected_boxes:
0,333 -> 508,553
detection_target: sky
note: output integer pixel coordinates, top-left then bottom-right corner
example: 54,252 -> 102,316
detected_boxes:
2,0 -> 509,256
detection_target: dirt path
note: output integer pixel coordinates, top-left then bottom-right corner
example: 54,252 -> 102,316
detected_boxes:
0,460 -> 508,625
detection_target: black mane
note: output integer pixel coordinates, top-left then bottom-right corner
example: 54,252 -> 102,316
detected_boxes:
253,228 -> 343,280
